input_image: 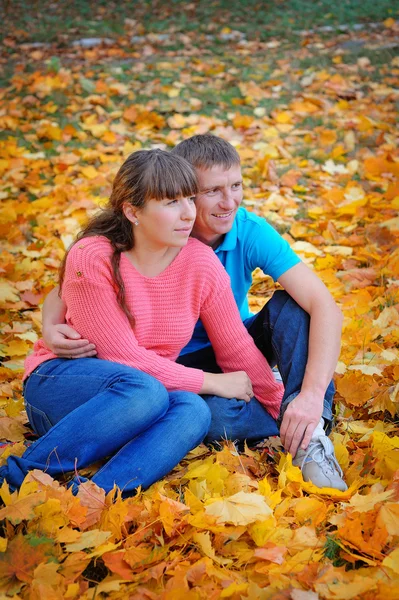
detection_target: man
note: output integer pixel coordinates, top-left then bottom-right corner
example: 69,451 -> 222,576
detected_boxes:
42,134 -> 346,491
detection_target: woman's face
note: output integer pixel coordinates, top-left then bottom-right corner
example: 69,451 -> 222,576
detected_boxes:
126,195 -> 197,250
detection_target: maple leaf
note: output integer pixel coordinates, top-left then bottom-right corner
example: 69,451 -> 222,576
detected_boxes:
65,529 -> 112,552
204,491 -> 272,526
0,489 -> 47,525
76,479 -> 106,530
102,550 -> 134,580
0,417 -> 29,442
0,534 -> 57,594
1,16 -> 399,598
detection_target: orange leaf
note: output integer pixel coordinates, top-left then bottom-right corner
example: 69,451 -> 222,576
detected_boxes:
102,550 -> 134,580
0,534 -> 57,589
336,372 -> 377,407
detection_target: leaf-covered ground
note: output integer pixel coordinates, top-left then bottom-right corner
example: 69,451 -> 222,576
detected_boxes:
0,15 -> 399,600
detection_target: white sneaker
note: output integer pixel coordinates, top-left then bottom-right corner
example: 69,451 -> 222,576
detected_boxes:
293,435 -> 348,491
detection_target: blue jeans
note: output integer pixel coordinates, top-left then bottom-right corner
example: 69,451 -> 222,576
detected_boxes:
178,290 -> 334,444
0,359 -> 211,495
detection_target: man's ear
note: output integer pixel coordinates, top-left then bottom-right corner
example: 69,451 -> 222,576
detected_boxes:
123,203 -> 139,224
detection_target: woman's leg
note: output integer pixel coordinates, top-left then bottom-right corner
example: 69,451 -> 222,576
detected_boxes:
92,391 -> 211,495
1,358 -> 170,490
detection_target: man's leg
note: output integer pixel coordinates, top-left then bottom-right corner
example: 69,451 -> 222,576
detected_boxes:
244,290 -> 334,433
177,347 -> 279,446
244,290 -> 346,490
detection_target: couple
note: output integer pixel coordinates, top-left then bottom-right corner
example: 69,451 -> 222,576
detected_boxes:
0,134 -> 347,495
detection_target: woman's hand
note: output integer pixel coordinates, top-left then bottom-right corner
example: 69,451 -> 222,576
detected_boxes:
43,324 -> 97,358
201,371 -> 253,401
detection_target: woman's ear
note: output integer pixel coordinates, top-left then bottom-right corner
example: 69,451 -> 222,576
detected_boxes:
123,203 -> 139,224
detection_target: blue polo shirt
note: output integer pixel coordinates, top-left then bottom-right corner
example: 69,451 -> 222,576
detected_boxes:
180,207 -> 301,355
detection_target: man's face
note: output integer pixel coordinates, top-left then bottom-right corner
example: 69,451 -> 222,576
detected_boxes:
191,164 -> 243,247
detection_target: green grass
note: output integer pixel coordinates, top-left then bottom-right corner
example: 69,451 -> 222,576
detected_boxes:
1,0 -> 398,44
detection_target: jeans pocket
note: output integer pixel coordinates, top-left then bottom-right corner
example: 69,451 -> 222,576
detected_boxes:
24,401 -> 53,437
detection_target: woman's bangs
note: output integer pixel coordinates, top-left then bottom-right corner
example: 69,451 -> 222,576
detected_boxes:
144,158 -> 198,201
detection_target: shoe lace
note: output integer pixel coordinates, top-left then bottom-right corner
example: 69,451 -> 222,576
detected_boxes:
300,438 -> 343,478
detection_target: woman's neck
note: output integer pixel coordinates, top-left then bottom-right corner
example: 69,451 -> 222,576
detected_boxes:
125,244 -> 181,278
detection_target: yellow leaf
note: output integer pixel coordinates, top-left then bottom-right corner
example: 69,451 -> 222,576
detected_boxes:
0,282 -> 19,305
373,306 -> 399,330
319,129 -> 337,146
220,583 -> 248,597
65,529 -> 112,552
323,245 -> 353,256
275,111 -> 292,124
56,528 -> 81,544
331,435 -> 350,471
384,17 -> 396,28
0,537 -> 7,552
193,531 -> 232,565
292,497 -> 327,525
291,526 -> 324,551
258,477 -> 283,509
377,503 -> 399,536
382,548 -> 399,574
344,490 -> 394,513
248,516 -> 277,546
278,453 -> 360,499
3,340 -> 30,357
372,432 -> 399,479
65,583 -> 80,598
204,491 -> 272,526
0,417 -> 28,442
315,574 -> 377,599
34,498 -> 70,534
290,241 -> 324,257
80,165 -> 98,179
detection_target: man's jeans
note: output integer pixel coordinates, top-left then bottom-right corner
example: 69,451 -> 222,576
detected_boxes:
0,359 -> 211,495
178,290 -> 334,445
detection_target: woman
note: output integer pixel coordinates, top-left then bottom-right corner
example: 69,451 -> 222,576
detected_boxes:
0,150 -> 283,496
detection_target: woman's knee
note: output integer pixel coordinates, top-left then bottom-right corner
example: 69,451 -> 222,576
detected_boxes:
174,392 -> 211,442
115,371 -> 169,420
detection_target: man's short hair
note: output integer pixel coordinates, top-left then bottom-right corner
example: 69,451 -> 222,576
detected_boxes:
171,134 -> 241,170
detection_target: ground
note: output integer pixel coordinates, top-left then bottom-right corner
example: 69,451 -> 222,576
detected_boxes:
0,3 -> 399,599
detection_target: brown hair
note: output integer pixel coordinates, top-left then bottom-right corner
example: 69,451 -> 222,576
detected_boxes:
59,149 -> 198,325
172,134 -> 241,170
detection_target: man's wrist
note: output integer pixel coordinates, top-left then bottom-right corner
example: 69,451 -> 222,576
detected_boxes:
297,387 -> 325,405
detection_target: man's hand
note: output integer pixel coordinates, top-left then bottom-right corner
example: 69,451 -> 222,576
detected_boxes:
280,392 -> 323,457
43,324 -> 97,358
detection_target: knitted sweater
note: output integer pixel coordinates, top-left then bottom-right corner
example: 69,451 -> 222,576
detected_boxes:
24,236 -> 283,418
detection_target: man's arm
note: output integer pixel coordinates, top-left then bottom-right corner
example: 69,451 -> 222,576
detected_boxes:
277,262 -> 343,456
42,286 -> 97,357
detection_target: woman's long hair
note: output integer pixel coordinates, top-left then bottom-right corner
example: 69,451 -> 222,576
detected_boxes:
59,149 -> 198,326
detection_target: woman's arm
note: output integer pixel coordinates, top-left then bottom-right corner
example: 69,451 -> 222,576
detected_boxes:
42,286 -> 97,358
195,244 -> 284,417
201,287 -> 283,419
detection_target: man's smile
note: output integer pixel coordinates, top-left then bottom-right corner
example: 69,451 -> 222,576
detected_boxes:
211,210 -> 234,219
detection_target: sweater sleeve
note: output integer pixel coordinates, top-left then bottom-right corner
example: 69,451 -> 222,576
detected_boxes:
62,239 -> 204,393
199,252 -> 283,419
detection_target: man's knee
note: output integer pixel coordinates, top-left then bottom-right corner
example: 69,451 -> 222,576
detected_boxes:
268,290 -> 309,328
204,397 -> 248,443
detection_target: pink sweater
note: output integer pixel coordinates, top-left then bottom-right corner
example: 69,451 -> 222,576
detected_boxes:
25,236 -> 283,419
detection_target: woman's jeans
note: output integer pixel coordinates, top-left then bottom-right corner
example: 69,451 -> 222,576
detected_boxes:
0,359 -> 211,495
178,290 -> 335,445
